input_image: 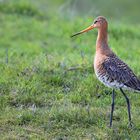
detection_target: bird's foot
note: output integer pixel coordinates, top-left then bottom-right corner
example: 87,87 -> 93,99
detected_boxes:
128,121 -> 134,129
108,124 -> 112,128
108,122 -> 113,128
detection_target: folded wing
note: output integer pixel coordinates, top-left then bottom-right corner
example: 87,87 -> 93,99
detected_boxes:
103,55 -> 140,91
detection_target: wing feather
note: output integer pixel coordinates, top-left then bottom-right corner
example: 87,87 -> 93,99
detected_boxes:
103,54 -> 140,91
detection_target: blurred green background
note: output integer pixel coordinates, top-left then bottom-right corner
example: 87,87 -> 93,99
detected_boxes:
1,0 -> 140,139
46,0 -> 140,23
1,0 -> 140,22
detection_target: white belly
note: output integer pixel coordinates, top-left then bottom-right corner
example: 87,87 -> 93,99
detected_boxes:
94,69 -> 125,89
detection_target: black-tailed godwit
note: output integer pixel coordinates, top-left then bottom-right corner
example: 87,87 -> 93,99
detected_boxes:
71,16 -> 140,127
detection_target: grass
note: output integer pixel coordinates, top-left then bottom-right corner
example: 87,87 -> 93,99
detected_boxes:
1,0 -> 140,139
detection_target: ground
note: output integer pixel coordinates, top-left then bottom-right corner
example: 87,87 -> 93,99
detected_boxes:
1,0 -> 140,139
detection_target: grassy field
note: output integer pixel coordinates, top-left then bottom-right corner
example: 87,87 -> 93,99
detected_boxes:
1,0 -> 140,139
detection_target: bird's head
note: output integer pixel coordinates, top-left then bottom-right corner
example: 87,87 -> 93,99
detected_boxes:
71,16 -> 108,37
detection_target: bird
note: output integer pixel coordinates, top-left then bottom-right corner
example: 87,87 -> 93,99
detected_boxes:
71,16 -> 140,127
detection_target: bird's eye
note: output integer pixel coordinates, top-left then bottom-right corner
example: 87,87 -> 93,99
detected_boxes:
94,20 -> 98,24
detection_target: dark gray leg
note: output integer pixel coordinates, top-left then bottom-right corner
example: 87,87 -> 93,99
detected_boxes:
110,89 -> 115,127
120,88 -> 132,127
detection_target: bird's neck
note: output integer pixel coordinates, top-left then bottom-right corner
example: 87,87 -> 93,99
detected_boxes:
96,26 -> 111,55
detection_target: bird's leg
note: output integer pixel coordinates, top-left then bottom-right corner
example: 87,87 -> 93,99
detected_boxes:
120,88 -> 132,127
109,89 -> 115,127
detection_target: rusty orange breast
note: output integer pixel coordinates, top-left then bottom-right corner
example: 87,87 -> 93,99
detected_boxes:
94,51 -> 108,72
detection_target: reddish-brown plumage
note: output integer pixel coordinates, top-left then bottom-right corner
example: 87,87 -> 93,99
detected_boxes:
93,17 -> 113,75
71,16 -> 140,127
93,16 -> 140,91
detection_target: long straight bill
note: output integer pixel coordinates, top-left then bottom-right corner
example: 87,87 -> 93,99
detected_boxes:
71,25 -> 94,37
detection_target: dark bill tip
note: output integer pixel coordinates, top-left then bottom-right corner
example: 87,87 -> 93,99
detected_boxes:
70,32 -> 81,38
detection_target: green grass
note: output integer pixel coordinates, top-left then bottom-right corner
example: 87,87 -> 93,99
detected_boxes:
1,0 -> 140,139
